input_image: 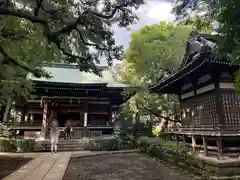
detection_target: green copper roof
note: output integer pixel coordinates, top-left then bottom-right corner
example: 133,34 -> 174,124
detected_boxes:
28,63 -> 135,88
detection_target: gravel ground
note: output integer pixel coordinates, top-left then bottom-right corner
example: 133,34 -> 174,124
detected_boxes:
0,156 -> 32,179
63,153 -> 195,180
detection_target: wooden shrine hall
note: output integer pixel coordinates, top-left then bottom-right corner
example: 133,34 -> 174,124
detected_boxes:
12,63 -> 138,139
149,32 -> 240,158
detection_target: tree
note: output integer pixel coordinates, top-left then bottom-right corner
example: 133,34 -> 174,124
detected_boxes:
173,0 -> 240,63
0,0 -> 145,75
0,0 -> 145,121
173,0 -> 240,93
121,22 -> 193,130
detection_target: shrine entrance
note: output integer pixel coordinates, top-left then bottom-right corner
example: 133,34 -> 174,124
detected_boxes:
57,112 -> 82,127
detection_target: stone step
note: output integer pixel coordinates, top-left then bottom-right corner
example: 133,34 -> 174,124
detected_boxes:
34,147 -> 84,152
34,140 -> 88,152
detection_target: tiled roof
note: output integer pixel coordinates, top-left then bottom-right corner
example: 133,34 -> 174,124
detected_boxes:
28,63 -> 137,88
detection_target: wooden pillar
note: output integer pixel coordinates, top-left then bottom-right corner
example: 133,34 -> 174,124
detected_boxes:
212,72 -> 225,125
83,100 -> 89,137
20,106 -> 26,123
107,104 -> 112,126
182,135 -> 187,148
191,135 -> 196,152
202,136 -> 208,156
216,137 -> 223,159
175,135 -> 179,146
41,101 -> 48,139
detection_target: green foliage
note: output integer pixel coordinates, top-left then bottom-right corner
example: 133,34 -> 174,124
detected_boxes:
0,123 -> 10,137
121,22 -> 192,130
152,129 -> 160,136
113,118 -> 133,138
123,22 -> 192,83
14,139 -> 36,153
0,0 -> 145,115
0,138 -> 35,152
82,136 -> 134,151
173,0 -> 240,63
173,0 -> 240,93
0,0 -> 145,74
138,137 -> 201,176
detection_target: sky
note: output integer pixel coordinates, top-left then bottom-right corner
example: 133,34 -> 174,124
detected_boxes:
113,0 -> 175,49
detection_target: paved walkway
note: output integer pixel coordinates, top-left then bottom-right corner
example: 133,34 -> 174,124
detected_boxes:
3,152 -> 71,180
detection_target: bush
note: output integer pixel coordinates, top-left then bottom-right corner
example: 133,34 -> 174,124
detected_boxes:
0,123 -> 10,137
0,138 -> 14,152
0,138 -> 35,152
138,137 -> 199,173
84,136 -> 120,151
14,139 -> 35,153
82,136 -> 137,151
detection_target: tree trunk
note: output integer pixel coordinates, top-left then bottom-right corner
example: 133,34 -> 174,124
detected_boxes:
3,98 -> 12,122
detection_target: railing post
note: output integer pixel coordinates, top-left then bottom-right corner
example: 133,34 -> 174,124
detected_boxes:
191,135 -> 196,153
216,136 -> 224,159
202,136 -> 208,157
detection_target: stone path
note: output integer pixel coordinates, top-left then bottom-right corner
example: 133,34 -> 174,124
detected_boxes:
3,152 -> 71,180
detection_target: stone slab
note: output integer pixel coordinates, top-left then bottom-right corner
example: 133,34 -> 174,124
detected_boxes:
3,153 -> 71,180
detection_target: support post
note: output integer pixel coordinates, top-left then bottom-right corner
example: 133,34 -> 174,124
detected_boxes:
41,101 -> 48,139
176,135 -> 179,146
191,135 -> 196,152
182,135 -> 187,148
216,137 -> 223,159
107,104 -> 112,126
202,136 -> 208,156
83,100 -> 89,137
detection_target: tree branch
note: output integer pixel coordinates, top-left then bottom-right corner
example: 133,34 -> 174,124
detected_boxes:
140,106 -> 181,123
91,1 -> 134,19
76,28 -> 108,51
34,0 -> 44,16
0,45 -> 40,77
0,8 -> 47,24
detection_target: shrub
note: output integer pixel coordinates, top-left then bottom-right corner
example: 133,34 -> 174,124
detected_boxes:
82,136 -> 137,151
0,138 -> 35,152
14,139 -> 35,153
0,138 -> 14,152
138,137 -> 199,173
0,123 -> 10,137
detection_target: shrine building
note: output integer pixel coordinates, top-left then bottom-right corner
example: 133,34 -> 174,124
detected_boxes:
12,63 -> 138,139
149,32 -> 240,158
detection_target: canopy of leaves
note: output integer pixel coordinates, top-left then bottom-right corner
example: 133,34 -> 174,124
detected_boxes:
173,0 -> 240,63
0,0 -> 145,75
121,22 -> 193,123
173,0 -> 240,94
0,0 -> 145,118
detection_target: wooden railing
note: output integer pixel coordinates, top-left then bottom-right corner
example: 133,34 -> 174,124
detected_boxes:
4,122 -> 42,129
165,125 -> 240,136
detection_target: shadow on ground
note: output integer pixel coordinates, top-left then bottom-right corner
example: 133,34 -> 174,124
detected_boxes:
0,156 -> 33,179
63,153 -> 195,180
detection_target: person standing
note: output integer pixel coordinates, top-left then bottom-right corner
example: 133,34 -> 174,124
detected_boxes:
50,119 -> 59,153
64,120 -> 72,139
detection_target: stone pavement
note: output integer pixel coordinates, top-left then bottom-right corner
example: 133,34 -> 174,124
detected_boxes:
3,152 -> 71,180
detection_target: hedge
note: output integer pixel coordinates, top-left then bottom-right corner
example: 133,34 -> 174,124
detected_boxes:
82,136 -> 138,151
138,137 -> 201,175
0,138 -> 35,152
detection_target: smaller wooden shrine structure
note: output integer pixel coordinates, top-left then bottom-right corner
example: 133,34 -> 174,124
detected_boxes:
11,63 -> 138,139
149,32 -> 240,158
